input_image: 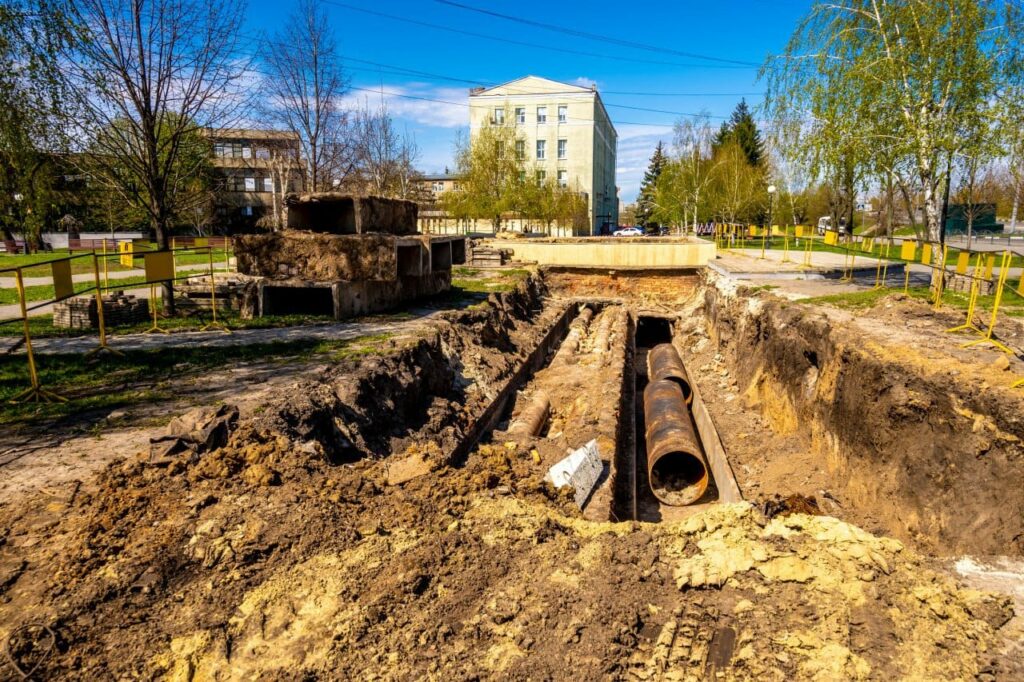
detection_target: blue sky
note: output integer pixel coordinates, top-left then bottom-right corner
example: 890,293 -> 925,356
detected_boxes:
244,0 -> 812,202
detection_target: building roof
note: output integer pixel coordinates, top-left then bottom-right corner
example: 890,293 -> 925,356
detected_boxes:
204,128 -> 300,141
420,172 -> 461,182
470,75 -> 595,98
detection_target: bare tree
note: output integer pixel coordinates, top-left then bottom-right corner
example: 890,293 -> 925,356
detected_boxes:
352,104 -> 421,199
63,0 -> 250,311
263,0 -> 351,192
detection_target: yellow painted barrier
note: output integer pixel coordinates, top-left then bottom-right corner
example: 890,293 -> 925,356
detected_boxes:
795,226 -> 805,238
962,251 -> 1014,355
955,251 -> 970,275
947,253 -> 985,335
900,241 -> 916,262
200,247 -> 230,334
983,254 -> 996,280
920,243 -> 932,266
119,241 -> 133,267
8,268 -> 66,403
51,259 -> 74,301
824,231 -> 838,246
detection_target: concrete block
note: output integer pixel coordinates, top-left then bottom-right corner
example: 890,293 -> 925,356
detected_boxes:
285,193 -> 418,235
544,439 -> 603,508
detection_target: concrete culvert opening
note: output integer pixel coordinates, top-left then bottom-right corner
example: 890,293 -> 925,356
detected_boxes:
262,285 -> 334,317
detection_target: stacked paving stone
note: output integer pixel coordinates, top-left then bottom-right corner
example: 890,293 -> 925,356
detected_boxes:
468,246 -> 510,268
53,292 -> 149,329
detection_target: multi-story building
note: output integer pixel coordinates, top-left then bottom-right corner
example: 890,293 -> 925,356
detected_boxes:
468,75 -> 618,235
206,129 -> 305,231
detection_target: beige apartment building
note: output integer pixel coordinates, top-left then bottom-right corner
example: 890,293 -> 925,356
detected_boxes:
206,129 -> 305,231
468,76 -> 618,236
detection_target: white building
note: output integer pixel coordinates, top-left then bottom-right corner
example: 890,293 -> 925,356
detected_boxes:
468,76 -> 618,235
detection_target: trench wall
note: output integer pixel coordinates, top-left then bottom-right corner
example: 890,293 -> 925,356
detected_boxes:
704,278 -> 1024,556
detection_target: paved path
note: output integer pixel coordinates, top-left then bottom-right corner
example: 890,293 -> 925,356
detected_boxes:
7,308 -> 443,355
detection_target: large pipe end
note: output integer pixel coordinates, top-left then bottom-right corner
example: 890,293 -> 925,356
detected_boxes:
649,448 -> 708,506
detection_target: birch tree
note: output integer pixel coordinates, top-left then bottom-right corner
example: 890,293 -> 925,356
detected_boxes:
764,0 -> 1023,268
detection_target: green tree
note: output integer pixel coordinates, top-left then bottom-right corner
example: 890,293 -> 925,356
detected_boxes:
714,99 -> 764,168
636,141 -> 667,228
441,122 -> 526,232
764,0 -> 1024,272
0,1 -> 73,248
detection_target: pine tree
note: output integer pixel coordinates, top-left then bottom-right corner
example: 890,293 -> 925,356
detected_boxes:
636,141 -> 667,227
714,99 -> 764,168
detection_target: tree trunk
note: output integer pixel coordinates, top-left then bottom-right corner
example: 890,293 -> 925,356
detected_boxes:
1011,179 -> 1020,234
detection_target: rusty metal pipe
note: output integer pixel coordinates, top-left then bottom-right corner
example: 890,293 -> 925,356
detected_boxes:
643,379 -> 708,506
508,390 -> 550,437
647,343 -> 693,405
590,309 -> 614,354
551,305 -> 593,365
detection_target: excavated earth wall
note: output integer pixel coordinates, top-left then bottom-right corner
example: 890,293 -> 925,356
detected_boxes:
703,275 -> 1024,556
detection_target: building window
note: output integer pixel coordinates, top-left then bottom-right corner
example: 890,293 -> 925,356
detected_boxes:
244,177 -> 256,192
515,107 -> 525,124
242,205 -> 253,216
537,106 -> 547,124
496,141 -> 505,159
263,177 -> 273,192
536,139 -> 546,160
493,107 -> 505,125
241,145 -> 252,159
213,143 -> 226,158
255,147 -> 270,160
557,139 -> 567,159
433,181 -> 445,193
515,140 -> 525,160
519,170 -> 526,183
558,105 -> 567,123
558,170 -> 568,188
536,170 -> 546,186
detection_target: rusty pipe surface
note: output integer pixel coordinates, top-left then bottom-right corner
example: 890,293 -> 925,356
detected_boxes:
551,305 -> 593,365
507,390 -> 550,437
647,343 -> 693,405
643,378 -> 708,506
589,309 -> 614,355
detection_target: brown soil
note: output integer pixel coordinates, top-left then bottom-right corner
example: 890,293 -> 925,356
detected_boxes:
0,271 -> 1020,679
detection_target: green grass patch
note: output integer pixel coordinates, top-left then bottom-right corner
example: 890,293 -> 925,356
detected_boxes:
0,310 -> 338,339
795,284 -> 1024,317
0,332 -> 389,426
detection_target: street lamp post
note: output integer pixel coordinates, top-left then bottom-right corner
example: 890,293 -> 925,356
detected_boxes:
761,184 -> 777,260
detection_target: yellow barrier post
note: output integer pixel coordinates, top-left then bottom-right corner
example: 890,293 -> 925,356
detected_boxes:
9,268 -> 66,404
962,251 -> 1014,355
759,225 -> 767,260
781,226 -> 792,263
200,248 -> 231,334
85,253 -> 124,357
946,253 -> 984,334
932,245 -> 948,310
102,240 -> 109,289
145,283 -> 169,334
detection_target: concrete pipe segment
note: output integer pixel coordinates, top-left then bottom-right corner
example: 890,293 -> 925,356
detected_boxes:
647,343 -> 693,405
643,378 -> 709,506
551,305 -> 594,365
507,390 -> 550,438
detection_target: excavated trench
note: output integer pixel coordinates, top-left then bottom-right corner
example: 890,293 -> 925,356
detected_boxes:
235,268 -> 1024,549
5,268 -> 1024,679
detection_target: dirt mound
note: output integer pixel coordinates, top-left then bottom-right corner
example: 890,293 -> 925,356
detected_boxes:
703,280 -> 1024,557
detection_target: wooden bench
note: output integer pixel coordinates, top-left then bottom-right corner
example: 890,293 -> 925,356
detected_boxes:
68,238 -> 120,252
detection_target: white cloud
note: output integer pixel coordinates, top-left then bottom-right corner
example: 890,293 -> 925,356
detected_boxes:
342,83 -> 468,129
573,76 -> 597,89
615,127 -> 672,203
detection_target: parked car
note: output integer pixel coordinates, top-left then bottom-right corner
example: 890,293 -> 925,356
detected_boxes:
613,226 -> 644,237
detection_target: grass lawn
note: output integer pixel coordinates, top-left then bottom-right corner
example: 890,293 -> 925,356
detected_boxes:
726,237 -> 1024,268
1,248 -> 233,278
452,267 -> 530,294
0,332 -> 391,426
796,285 -> 1024,317
0,309 -> 342,339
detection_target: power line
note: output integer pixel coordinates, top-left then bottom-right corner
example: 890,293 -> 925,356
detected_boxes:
321,0 -> 756,70
434,0 -> 760,67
